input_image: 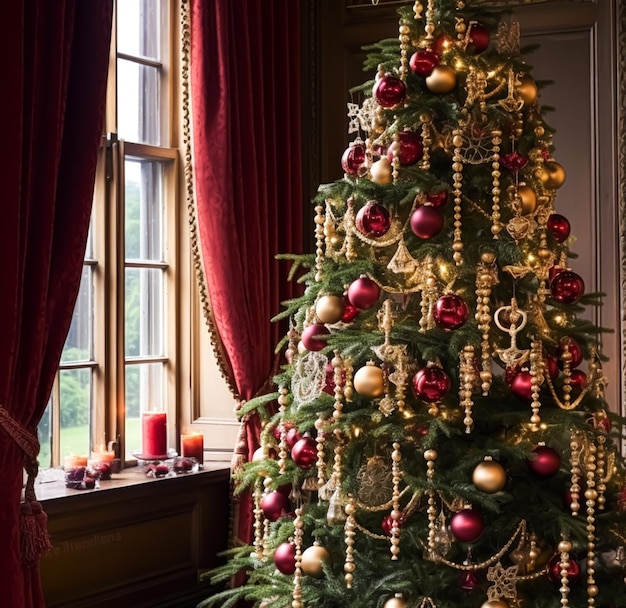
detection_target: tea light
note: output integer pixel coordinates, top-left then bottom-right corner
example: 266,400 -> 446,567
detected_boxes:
141,412 -> 167,457
64,454 -> 88,469
181,433 -> 204,465
90,448 -> 115,463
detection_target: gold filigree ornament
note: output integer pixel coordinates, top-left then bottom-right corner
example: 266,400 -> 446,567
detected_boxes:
387,236 -> 420,275
506,214 -> 533,243
496,20 -> 521,55
494,299 -> 530,368
356,456 -> 394,507
486,562 -> 519,603
347,101 -> 361,135
291,351 -> 329,407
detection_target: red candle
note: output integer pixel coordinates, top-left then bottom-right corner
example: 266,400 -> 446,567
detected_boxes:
181,433 -> 204,465
142,412 -> 167,457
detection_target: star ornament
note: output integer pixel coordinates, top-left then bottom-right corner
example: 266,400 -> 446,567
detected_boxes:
486,562 -> 519,601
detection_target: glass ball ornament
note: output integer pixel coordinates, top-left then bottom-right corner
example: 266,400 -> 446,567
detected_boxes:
315,294 -> 345,325
285,427 -> 302,449
300,322 -> 330,352
410,205 -> 444,239
301,544 -> 331,578
527,445 -> 561,479
341,141 -> 367,176
387,131 -> 423,166
432,33 -> 455,54
433,293 -> 469,331
273,541 -> 296,575
517,74 -> 537,106
472,458 -> 507,494
481,601 -> 510,608
347,276 -> 381,310
261,490 -> 291,521
372,74 -> 406,108
550,270 -> 585,304
425,190 -> 448,208
412,365 -> 451,403
355,201 -> 391,237
409,48 -> 440,76
425,65 -> 457,94
291,436 -> 317,469
341,296 -> 360,323
353,362 -> 385,398
383,595 -> 407,608
467,22 -> 490,54
450,507 -> 484,543
547,213 -> 571,243
516,184 -> 537,215
510,369 -> 533,401
556,337 -> 583,369
539,160 -> 566,189
546,553 -> 581,584
381,512 -> 406,535
569,368 -> 588,398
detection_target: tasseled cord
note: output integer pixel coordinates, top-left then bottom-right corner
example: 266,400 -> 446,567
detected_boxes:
0,406 -> 52,564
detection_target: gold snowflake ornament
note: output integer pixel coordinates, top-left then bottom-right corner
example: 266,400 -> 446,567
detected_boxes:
486,561 -> 519,601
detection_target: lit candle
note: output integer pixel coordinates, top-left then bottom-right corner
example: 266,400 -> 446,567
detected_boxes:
64,454 -> 88,469
181,433 -> 204,465
90,447 -> 115,463
142,412 -> 167,457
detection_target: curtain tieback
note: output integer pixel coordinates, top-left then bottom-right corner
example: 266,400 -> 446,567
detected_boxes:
0,405 -> 52,563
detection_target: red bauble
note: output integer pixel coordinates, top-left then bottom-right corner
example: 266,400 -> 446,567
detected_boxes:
551,270 -> 585,304
286,427 -> 302,449
433,294 -> 469,331
356,201 -> 391,237
387,131 -> 423,166
347,276 -> 381,310
546,553 -> 580,584
341,297 -> 360,323
500,152 -> 528,171
261,491 -> 292,521
467,23 -> 490,54
274,542 -> 297,575
412,366 -> 451,403
381,512 -> 406,535
569,369 -> 588,397
409,48 -> 440,76
450,508 -> 484,543
373,74 -> 407,108
547,213 -> 571,243
410,205 -> 444,239
548,265 -> 565,284
556,337 -> 583,369
291,436 -> 317,469
425,190 -> 448,208
433,34 -> 455,54
458,569 -> 481,591
301,323 -> 330,352
527,445 -> 561,479
341,141 -> 367,176
510,370 -> 533,400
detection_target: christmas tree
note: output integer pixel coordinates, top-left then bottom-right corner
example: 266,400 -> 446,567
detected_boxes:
201,2 -> 626,607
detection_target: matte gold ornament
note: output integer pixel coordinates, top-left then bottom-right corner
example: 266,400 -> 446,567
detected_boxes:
315,294 -> 345,325
517,75 -> 537,105
370,157 -> 393,184
473,458 -> 507,493
538,160 -> 566,189
383,594 -> 408,608
517,184 -> 537,215
353,361 -> 385,398
425,65 -> 457,94
301,544 -> 331,578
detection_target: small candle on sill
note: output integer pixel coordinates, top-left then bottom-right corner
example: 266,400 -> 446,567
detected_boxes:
90,447 -> 115,463
142,411 -> 168,457
64,454 -> 88,469
181,433 -> 204,465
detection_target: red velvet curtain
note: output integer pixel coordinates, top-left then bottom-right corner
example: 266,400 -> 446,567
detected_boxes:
0,2 -> 112,606
189,0 -> 303,547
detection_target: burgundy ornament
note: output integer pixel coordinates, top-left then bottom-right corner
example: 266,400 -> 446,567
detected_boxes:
556,337 -> 583,369
467,23 -> 490,54
410,205 -> 444,239
500,152 -> 528,172
341,297 -> 360,323
409,48 -> 440,76
433,293 -> 469,331
432,34 -> 455,54
274,542 -> 297,575
286,427 -> 302,449
425,190 -> 448,208
412,366 -> 452,403
569,369 -> 588,397
355,201 -> 391,237
527,445 -> 561,479
291,436 -> 317,469
547,213 -> 571,243
301,323 -> 330,352
510,370 -> 533,401
347,276 -> 381,310
373,74 -> 406,108
546,553 -> 580,584
545,354 -> 559,380
261,491 -> 292,522
381,512 -> 406,535
551,270 -> 585,304
548,265 -> 565,284
458,569 -> 481,591
588,411 -> 611,433
387,131 -> 423,166
341,141 -> 367,176
450,508 -> 484,543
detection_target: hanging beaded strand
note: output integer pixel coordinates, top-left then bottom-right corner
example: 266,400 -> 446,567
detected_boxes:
451,128 -> 465,265
253,479 -> 265,561
424,448 -> 438,557
390,442 -> 403,560
315,414 -> 327,491
277,387 -> 291,475
419,113 -> 433,170
332,350 -> 346,421
528,338 -> 545,430
584,441 -> 598,606
398,17 -> 411,81
344,496 -> 357,588
292,508 -> 304,608
557,537 -> 573,608
423,0 -> 436,41
490,130 -> 503,238
459,345 -> 475,433
314,205 -> 325,282
475,251 -> 497,394
569,431 -> 582,517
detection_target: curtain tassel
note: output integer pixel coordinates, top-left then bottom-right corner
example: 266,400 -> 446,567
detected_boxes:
20,456 -> 52,564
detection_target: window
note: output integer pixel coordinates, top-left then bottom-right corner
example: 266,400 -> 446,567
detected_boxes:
38,0 -> 186,467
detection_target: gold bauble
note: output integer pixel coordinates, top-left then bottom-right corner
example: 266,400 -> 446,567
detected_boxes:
353,362 -> 385,398
315,295 -> 345,325
370,157 -> 393,185
383,596 -> 407,608
472,458 -> 507,493
301,544 -> 331,578
539,160 -> 566,189
517,75 -> 537,105
517,184 -> 537,215
481,601 -> 509,608
425,65 -> 457,94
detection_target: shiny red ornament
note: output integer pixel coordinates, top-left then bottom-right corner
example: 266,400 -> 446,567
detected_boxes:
341,297 -> 360,323
301,323 -> 330,352
467,23 -> 490,54
387,131 -> 423,165
412,366 -> 452,403
373,74 -> 407,108
450,508 -> 484,543
569,369 -> 588,397
433,294 -> 469,331
356,201 -> 391,237
323,363 -> 345,395
347,276 -> 381,310
261,490 -> 292,521
547,213 -> 571,243
548,265 -> 565,284
500,152 -> 528,172
291,436 -> 317,469
410,205 -> 444,239
274,542 -> 297,575
556,337 -> 583,369
546,553 -> 580,584
433,34 -> 455,54
510,370 -> 533,400
551,270 -> 585,304
527,445 -> 561,479
341,141 -> 367,176
425,190 -> 448,208
381,512 -> 406,535
545,354 -> 559,380
458,569 -> 481,591
286,427 -> 302,449
409,48 -> 440,76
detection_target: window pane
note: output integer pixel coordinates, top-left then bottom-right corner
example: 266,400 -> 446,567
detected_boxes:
59,368 -> 92,460
117,59 -> 160,145
117,0 -> 162,59
125,268 -> 163,358
62,265 -> 93,363
38,402 -> 52,468
125,362 -> 165,458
